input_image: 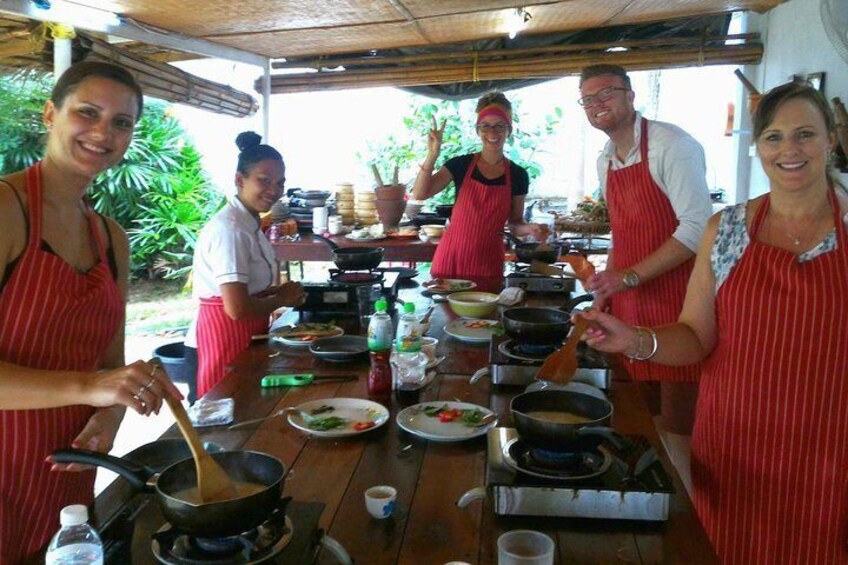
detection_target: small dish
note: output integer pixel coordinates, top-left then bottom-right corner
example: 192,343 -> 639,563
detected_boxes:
396,401 -> 496,442
287,398 -> 389,438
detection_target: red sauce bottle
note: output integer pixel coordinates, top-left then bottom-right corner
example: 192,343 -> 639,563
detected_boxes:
367,350 -> 392,399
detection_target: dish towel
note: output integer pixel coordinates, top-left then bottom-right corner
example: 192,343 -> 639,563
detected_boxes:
498,287 -> 525,306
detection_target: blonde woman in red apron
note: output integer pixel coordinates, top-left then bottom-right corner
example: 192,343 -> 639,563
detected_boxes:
187,132 -> 305,398
581,82 -> 848,563
0,62 -> 183,563
411,92 -> 550,293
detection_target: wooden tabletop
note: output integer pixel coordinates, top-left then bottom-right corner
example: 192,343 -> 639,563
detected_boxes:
92,284 -> 717,564
273,233 -> 437,263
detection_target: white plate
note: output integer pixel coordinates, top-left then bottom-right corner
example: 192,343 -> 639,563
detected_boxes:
390,352 -> 444,370
444,318 -> 502,343
422,278 -> 476,294
287,398 -> 390,438
271,324 -> 344,346
396,401 -> 497,442
344,235 -> 387,242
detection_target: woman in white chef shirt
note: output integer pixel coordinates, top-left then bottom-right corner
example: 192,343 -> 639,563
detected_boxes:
186,131 -> 305,399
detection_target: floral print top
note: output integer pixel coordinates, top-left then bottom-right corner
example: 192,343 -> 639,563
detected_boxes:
712,201 -> 844,292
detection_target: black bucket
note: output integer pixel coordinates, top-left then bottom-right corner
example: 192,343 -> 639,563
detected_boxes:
154,342 -> 196,404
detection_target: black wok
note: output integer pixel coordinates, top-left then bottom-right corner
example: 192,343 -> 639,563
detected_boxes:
52,448 -> 285,537
502,294 -> 593,345
511,390 -> 625,452
501,232 -> 562,264
316,235 -> 384,270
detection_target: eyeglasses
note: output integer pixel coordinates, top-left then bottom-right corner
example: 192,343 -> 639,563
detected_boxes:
477,123 -> 509,134
577,86 -> 629,107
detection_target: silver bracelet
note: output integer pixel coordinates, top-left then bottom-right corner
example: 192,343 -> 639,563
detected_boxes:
628,326 -> 658,361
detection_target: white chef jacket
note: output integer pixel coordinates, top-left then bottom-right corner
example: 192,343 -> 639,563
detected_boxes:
185,196 -> 277,347
596,112 -> 712,252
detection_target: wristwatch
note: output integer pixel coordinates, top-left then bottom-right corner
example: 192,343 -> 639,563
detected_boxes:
622,270 -> 641,289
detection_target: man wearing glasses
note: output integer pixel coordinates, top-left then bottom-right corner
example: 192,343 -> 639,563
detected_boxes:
578,64 -> 712,491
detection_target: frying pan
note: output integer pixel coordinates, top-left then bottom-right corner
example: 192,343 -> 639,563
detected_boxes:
501,232 -> 562,264
315,235 -> 384,270
52,448 -> 285,537
501,294 -> 593,345
510,390 -> 625,452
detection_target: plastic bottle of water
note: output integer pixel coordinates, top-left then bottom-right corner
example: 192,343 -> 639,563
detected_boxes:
394,303 -> 427,403
367,299 -> 393,353
45,504 -> 103,565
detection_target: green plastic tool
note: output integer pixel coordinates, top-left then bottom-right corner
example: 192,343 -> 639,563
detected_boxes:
261,374 -> 358,387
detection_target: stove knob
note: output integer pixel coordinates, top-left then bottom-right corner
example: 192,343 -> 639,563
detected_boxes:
553,282 -> 563,290
518,282 -> 528,289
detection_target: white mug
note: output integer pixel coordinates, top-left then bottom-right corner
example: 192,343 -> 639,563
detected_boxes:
312,206 -> 328,229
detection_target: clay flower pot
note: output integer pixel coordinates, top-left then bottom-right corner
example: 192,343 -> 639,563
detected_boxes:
375,184 -> 407,200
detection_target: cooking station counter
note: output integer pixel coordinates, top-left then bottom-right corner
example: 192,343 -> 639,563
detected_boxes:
92,284 -> 717,564
273,234 -> 437,263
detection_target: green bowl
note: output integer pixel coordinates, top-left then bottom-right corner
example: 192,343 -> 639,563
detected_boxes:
447,291 -> 500,319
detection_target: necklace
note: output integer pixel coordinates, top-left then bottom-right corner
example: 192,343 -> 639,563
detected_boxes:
767,200 -> 831,247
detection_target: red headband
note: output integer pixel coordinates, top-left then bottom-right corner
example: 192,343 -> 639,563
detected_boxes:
477,104 -> 512,125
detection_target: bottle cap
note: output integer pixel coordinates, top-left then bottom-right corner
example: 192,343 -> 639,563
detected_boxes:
403,302 -> 415,314
375,299 -> 387,312
59,504 -> 88,527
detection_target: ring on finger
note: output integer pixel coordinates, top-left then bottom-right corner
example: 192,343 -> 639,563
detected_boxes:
144,377 -> 156,389
149,365 -> 160,378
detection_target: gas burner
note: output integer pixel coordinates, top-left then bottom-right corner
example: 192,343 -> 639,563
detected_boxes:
505,268 -> 575,293
502,439 -> 612,481
497,339 -> 557,363
329,269 -> 383,285
152,501 -> 292,564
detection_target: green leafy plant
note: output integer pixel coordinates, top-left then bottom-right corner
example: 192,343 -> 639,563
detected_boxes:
360,97 -> 563,208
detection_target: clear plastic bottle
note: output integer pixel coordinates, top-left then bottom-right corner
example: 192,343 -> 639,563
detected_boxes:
367,299 -> 393,353
394,303 -> 427,403
45,504 -> 103,565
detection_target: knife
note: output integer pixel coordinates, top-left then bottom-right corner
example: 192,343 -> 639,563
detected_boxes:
261,374 -> 358,387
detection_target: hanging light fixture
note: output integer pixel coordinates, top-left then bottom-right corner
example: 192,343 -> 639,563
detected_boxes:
507,7 -> 532,39
28,0 -> 121,30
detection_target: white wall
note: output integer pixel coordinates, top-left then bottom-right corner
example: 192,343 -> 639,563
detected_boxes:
742,0 -> 848,198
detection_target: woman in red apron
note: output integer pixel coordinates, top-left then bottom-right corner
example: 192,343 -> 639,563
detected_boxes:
188,132 -> 305,398
411,92 -> 550,293
0,62 -> 182,563
581,82 -> 848,562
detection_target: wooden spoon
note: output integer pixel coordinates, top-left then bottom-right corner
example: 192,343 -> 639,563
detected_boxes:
535,316 -> 589,384
163,394 -> 238,503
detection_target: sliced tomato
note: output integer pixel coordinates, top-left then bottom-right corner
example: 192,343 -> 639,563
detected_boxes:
353,421 -> 376,431
438,409 -> 462,423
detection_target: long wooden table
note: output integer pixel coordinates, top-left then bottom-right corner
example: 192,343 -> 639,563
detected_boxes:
93,282 -> 717,564
273,234 -> 437,263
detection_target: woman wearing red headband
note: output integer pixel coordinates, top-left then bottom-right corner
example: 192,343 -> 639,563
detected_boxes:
412,92 -> 549,292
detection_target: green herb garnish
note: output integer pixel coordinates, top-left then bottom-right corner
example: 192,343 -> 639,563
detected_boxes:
307,416 -> 348,431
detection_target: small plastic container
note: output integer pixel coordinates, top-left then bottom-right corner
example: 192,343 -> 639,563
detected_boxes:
187,397 -> 234,427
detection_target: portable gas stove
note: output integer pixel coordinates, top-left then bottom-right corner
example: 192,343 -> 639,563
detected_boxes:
471,334 -> 611,388
457,428 -> 673,521
99,497 -> 349,564
505,263 -> 576,293
296,269 -> 399,320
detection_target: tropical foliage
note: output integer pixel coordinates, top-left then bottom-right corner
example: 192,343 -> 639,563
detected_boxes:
0,70 -> 220,281
361,97 -> 563,207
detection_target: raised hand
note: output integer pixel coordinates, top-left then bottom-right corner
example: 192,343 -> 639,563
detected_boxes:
426,116 -> 446,161
82,360 -> 184,417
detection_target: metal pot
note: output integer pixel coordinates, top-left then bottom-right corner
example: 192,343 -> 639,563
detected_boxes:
501,294 -> 593,345
510,390 -> 624,452
501,231 -> 562,264
51,448 -> 285,538
316,235 -> 384,270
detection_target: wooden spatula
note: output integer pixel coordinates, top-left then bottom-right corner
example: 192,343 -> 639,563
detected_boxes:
535,316 -> 590,384
164,395 -> 238,503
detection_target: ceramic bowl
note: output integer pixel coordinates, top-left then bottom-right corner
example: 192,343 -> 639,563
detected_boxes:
447,291 -> 499,318
420,224 -> 445,238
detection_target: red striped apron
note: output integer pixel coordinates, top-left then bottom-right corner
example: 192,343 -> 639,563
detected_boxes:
0,162 -> 123,563
431,154 -> 512,293
606,118 -> 700,382
196,296 -> 267,398
692,190 -> 848,564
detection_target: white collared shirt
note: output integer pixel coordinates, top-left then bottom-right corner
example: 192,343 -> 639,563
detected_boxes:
185,196 -> 277,347
595,112 -> 712,252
